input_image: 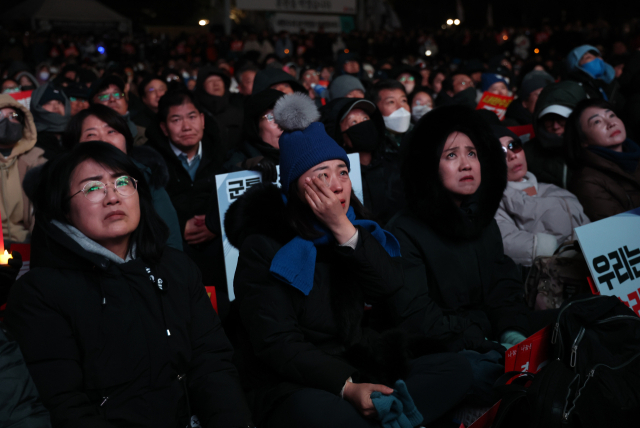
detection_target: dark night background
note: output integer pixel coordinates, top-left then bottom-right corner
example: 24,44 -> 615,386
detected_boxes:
0,0 -> 633,29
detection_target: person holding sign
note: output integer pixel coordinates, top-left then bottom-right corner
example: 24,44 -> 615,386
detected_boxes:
5,142 -> 253,428
564,99 -> 640,221
227,94 -> 471,428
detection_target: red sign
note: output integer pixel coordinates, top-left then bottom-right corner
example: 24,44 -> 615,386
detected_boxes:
205,286 -> 218,313
10,243 -> 31,280
476,92 -> 514,121
507,124 -> 535,143
505,325 -> 552,374
8,90 -> 33,110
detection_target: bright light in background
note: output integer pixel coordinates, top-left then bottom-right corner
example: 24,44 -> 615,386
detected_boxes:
425,50 -> 432,56
344,49 -> 349,53
97,46 -> 105,54
284,49 -> 290,54
446,19 -> 453,25
454,19 -> 460,25
198,19 -> 209,26
503,35 -> 508,40
534,48 -> 540,54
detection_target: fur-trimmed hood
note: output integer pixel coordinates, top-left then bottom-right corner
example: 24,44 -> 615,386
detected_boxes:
401,105 -> 507,240
224,182 -> 295,250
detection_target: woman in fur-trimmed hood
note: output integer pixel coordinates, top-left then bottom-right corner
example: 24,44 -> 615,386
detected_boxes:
226,93 -> 472,428
385,106 -> 533,396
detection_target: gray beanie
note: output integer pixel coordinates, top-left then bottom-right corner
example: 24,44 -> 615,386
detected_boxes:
519,70 -> 554,99
328,75 -> 366,100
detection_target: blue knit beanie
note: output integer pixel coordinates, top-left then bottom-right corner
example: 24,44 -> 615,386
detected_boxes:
274,93 -> 350,193
481,73 -> 510,93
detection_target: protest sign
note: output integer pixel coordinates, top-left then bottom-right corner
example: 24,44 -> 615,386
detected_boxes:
575,207 -> 640,314
9,90 -> 33,110
504,325 -> 552,374
476,92 -> 514,121
507,124 -> 535,143
215,153 -> 363,301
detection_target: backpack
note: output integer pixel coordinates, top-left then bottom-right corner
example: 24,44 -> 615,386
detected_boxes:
493,296 -> 640,427
524,242 -> 591,311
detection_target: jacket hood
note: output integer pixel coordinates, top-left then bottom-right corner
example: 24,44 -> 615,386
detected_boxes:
224,182 -> 295,250
14,71 -> 40,88
320,97 -> 386,152
196,66 -> 231,92
251,68 -> 306,95
401,105 -> 507,240
242,88 -> 285,144
566,45 -> 616,84
194,67 -> 232,115
532,81 -> 587,132
0,94 -> 38,159
29,83 -> 71,133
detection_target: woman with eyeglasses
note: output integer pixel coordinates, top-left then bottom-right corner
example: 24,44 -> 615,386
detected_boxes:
223,88 -> 285,181
493,125 -> 590,268
62,104 -> 183,250
5,142 -> 254,428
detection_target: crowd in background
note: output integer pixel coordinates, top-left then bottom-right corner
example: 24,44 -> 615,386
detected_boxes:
1,16 -> 640,428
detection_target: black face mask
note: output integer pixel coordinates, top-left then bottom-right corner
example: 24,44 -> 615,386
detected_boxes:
0,118 -> 23,146
20,85 -> 37,91
343,120 -> 379,153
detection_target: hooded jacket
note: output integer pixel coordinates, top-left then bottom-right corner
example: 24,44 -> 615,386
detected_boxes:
565,45 -> 623,107
568,143 -> 640,221
195,67 -> 244,150
495,172 -> 590,266
5,219 -> 253,428
386,106 -> 530,350
223,89 -> 283,172
321,97 -> 405,225
250,68 -> 306,95
524,81 -> 587,188
0,94 -> 46,243
30,83 -> 71,159
225,183 -> 406,424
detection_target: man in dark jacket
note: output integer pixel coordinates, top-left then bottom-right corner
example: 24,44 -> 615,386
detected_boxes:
194,66 -> 244,150
148,90 -> 228,305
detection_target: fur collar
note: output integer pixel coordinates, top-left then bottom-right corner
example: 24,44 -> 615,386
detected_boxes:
224,183 -> 296,250
402,105 -> 507,240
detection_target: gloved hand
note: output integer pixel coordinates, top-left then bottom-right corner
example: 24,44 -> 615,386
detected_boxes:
475,340 -> 507,361
243,156 -> 278,183
0,251 -> 23,307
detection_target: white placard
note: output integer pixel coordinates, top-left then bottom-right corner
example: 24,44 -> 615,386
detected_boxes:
237,0 -> 356,14
575,208 -> 640,315
216,153 -> 363,301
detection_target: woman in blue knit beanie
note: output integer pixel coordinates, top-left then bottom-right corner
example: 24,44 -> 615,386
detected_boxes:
224,93 -> 472,428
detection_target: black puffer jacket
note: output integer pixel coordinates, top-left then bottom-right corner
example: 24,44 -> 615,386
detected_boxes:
225,183 -> 405,425
386,105 -> 530,351
5,221 -> 252,428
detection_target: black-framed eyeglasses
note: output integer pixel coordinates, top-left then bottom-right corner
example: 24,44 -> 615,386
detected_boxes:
502,139 -> 523,157
95,92 -> 125,102
68,176 -> 138,203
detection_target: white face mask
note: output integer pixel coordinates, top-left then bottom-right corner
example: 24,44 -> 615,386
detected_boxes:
383,107 -> 411,133
39,71 -> 50,81
411,105 -> 432,122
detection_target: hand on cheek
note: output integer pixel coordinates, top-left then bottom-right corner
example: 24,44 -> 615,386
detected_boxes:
303,176 -> 356,244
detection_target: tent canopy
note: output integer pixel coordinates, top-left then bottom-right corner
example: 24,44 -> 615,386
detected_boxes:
4,0 -> 130,26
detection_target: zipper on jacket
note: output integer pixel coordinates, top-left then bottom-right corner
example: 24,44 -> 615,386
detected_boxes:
563,350 -> 640,421
552,296 -> 602,358
570,327 -> 586,367
100,396 -> 109,407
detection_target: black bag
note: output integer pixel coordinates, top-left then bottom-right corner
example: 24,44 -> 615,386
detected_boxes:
493,296 -> 640,427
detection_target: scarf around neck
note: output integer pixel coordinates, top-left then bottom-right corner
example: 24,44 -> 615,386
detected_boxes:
588,139 -> 640,173
269,198 -> 401,295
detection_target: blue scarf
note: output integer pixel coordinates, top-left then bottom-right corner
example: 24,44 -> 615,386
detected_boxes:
269,202 -> 401,296
370,380 -> 423,428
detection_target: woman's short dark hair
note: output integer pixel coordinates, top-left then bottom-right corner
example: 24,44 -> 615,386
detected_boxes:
138,75 -> 165,101
62,104 -> 135,153
286,181 -> 367,241
564,98 -> 617,170
34,141 -> 168,263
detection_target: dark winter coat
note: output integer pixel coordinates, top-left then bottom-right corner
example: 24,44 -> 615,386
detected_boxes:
504,99 -> 532,126
567,149 -> 640,221
0,323 -> 52,428
386,105 -> 530,351
147,133 -> 226,233
225,183 -> 405,424
5,220 -> 253,428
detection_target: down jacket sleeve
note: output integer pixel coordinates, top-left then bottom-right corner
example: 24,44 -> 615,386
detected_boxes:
234,234 -> 358,395
569,170 -> 629,222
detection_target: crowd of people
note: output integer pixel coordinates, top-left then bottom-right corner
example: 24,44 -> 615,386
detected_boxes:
1,17 -> 640,428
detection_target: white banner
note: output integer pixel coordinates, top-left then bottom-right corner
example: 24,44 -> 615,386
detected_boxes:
215,153 -> 363,301
575,208 -> 640,315
271,13 -> 343,33
238,0 -> 356,14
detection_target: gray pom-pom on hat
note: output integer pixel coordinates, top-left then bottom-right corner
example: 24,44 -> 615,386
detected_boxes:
273,93 -> 320,132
